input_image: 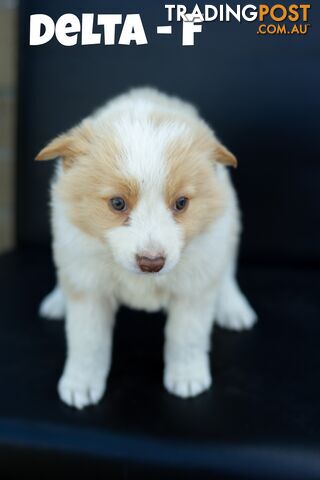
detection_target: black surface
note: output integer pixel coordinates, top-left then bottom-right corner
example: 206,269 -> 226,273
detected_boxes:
1,249 -> 320,478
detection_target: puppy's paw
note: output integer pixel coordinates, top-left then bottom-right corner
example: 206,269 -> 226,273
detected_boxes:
39,287 -> 65,320
216,290 -> 257,331
164,360 -> 212,398
58,371 -> 106,409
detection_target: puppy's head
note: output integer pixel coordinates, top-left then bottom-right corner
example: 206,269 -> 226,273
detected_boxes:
36,113 -> 236,274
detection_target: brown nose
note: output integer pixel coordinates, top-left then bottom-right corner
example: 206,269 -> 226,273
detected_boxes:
136,255 -> 165,273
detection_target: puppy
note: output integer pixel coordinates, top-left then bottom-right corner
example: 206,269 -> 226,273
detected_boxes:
37,88 -> 256,409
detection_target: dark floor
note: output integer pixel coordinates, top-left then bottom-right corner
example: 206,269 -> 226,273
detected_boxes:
0,247 -> 320,479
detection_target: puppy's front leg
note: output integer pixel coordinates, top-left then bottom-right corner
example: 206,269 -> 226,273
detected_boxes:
58,293 -> 115,409
164,293 -> 216,398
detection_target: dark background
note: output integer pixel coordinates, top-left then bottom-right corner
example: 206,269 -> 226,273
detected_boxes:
17,0 -> 320,264
1,1 -> 320,478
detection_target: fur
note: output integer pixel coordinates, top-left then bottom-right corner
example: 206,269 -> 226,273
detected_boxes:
37,88 -> 256,409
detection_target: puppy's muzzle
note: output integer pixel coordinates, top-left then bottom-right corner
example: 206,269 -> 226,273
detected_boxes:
136,255 -> 165,273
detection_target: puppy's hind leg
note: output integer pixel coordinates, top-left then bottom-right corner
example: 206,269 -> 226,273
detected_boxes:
215,267 -> 257,331
39,285 -> 65,320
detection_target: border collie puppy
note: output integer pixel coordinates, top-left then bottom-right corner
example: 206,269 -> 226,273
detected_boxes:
37,88 -> 256,409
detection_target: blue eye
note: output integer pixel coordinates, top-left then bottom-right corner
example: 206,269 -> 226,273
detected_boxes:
110,197 -> 127,212
174,197 -> 189,211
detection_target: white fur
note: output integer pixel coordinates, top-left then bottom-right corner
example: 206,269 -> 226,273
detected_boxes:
40,88 -> 257,409
39,285 -> 65,320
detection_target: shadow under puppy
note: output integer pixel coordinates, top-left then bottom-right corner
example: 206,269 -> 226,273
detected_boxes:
37,88 -> 256,409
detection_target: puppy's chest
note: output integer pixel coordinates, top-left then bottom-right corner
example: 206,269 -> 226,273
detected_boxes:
111,274 -> 170,312
66,252 -> 170,312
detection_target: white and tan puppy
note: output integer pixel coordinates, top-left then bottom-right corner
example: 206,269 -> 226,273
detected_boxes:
37,88 -> 256,409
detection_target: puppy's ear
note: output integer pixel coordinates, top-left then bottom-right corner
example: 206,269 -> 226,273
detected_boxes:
195,124 -> 237,168
35,121 -> 92,169
212,141 -> 237,168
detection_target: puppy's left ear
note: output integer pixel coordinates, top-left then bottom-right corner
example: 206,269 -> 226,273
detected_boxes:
197,125 -> 237,168
212,140 -> 237,168
35,121 -> 92,169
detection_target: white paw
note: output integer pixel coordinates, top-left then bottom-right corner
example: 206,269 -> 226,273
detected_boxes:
58,371 -> 106,409
39,287 -> 65,320
164,360 -> 212,398
216,289 -> 257,331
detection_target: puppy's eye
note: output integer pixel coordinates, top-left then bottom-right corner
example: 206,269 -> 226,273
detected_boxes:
174,196 -> 189,212
110,197 -> 127,212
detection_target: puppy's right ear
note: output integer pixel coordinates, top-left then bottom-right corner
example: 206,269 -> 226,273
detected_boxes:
35,121 -> 92,169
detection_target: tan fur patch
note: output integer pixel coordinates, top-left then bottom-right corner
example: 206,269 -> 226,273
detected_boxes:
212,142 -> 237,168
55,127 -> 140,240
166,129 -> 227,241
35,121 -> 93,169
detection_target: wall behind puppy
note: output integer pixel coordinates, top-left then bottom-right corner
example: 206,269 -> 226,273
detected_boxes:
0,0 -> 17,253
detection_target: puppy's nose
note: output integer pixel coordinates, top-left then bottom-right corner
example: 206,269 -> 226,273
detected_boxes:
136,255 -> 165,273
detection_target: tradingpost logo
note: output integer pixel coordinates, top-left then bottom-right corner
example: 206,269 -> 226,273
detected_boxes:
163,4 -> 312,42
